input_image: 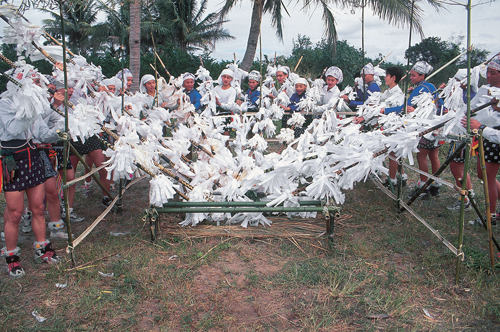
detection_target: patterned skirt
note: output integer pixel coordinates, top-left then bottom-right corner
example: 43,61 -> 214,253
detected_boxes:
483,138 -> 500,163
3,146 -> 46,192
418,136 -> 444,150
70,135 -> 103,156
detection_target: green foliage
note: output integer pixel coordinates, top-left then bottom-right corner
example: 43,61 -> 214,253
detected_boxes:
405,36 -> 490,86
75,43 -> 231,81
43,0 -> 103,54
142,0 -> 234,52
283,35 -> 401,88
0,44 -> 18,92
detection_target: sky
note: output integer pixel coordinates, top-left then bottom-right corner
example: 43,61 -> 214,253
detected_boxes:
205,0 -> 500,64
0,0 -> 498,66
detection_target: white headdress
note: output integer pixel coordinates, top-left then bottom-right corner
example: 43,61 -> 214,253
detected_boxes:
295,77 -> 309,89
116,68 -> 133,80
488,55 -> 500,72
412,61 -> 433,75
248,70 -> 261,82
140,74 -> 155,93
360,63 -> 375,75
276,66 -> 290,75
182,72 -> 196,82
454,69 -> 467,81
217,69 -> 234,86
102,78 -> 116,87
325,66 -> 343,83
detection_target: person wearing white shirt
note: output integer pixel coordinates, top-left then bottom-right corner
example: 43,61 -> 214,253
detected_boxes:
214,69 -> 237,113
461,54 -> 500,225
0,72 -> 61,279
317,66 -> 343,113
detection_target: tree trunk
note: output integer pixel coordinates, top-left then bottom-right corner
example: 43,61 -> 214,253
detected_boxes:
240,0 -> 263,72
129,0 -> 141,92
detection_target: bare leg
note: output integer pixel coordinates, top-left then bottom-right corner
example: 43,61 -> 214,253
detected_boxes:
450,161 -> 472,190
388,152 -> 398,180
25,184 -> 47,243
428,148 -> 441,174
4,191 -> 25,251
477,159 -> 500,214
44,176 -> 61,222
84,154 -> 93,185
416,149 -> 430,183
86,149 -> 110,195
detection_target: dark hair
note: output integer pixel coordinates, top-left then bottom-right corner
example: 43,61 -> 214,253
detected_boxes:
386,66 -> 404,84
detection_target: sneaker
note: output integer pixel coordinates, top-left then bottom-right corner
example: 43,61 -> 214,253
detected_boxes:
399,174 -> 408,187
102,196 -> 112,207
34,241 -> 60,264
21,211 -> 32,233
110,183 -> 116,192
469,214 -> 497,226
406,186 -> 430,199
61,208 -> 85,223
429,185 -> 440,197
447,198 -> 472,212
6,255 -> 25,278
383,178 -> 397,189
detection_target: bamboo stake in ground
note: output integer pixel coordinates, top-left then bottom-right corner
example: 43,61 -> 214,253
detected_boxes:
478,131 -> 495,268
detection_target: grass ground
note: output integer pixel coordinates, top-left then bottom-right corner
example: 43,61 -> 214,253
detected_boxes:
0,144 -> 499,331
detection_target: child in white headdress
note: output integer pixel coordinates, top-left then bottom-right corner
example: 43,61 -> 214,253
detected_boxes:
116,68 -> 133,93
317,66 -> 343,113
140,74 -> 166,108
236,70 -> 261,112
341,63 -> 381,107
214,69 -> 237,113
268,66 -> 295,101
282,77 -> 309,136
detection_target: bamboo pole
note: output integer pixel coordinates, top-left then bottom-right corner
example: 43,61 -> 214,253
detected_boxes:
403,142 -> 466,210
155,51 -> 171,78
0,53 -> 16,67
478,132 -> 495,269
403,0 -> 415,114
58,3 -> 76,266
468,193 -> 500,252
376,52 -> 393,66
456,0 -> 473,284
426,48 -> 469,83
294,56 -> 304,73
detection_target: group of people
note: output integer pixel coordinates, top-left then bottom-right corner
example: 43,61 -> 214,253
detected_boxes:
1,45 -> 499,279
0,60 -> 141,278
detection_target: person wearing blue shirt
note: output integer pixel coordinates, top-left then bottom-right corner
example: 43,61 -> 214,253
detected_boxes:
405,61 -> 445,198
282,78 -> 309,137
236,70 -> 261,112
341,63 -> 381,107
182,72 -> 202,113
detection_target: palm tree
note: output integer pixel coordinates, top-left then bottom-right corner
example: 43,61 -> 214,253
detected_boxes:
43,0 -> 102,54
129,0 -> 142,92
143,0 -> 235,52
91,1 -> 131,56
219,0 -> 441,72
